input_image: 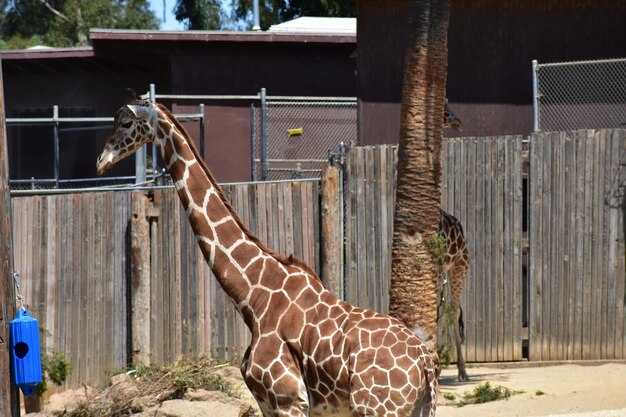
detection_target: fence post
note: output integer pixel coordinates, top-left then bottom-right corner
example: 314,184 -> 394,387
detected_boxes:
149,84 -> 158,173
321,165 -> 342,299
250,103 -> 256,181
0,56 -> 20,417
532,59 -> 540,132
130,192 -> 151,365
53,105 -> 60,188
199,103 -> 205,159
260,88 -> 268,181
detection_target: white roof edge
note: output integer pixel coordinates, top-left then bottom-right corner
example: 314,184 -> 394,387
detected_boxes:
268,17 -> 356,34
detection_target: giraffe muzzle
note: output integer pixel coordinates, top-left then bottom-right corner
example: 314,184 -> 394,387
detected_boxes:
96,154 -> 113,175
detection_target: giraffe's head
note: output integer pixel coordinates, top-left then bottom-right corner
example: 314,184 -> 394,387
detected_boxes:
444,99 -> 462,132
96,89 -> 157,175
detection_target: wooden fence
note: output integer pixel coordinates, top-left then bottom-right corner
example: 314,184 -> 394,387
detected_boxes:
11,180 -> 320,388
10,129 -> 626,389
529,130 -> 626,361
343,138 -> 525,362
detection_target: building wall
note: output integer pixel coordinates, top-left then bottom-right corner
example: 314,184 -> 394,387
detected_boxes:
357,0 -> 626,145
169,41 -> 357,182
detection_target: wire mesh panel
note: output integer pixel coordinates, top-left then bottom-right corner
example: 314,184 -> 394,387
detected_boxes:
253,99 -> 357,180
534,58 -> 626,132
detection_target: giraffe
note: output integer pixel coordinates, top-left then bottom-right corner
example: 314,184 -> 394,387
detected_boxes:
96,90 -> 438,417
438,101 -> 470,381
438,210 -> 469,381
443,99 -> 462,132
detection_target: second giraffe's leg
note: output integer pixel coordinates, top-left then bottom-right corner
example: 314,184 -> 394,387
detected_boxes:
453,305 -> 469,381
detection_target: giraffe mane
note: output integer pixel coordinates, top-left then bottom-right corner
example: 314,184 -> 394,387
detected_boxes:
155,103 -> 322,283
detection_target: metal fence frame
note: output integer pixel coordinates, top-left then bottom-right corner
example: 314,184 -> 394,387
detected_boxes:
6,100 -> 204,190
532,57 -> 626,132
7,84 -> 356,190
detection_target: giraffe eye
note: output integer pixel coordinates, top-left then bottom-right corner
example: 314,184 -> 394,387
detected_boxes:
121,121 -> 133,129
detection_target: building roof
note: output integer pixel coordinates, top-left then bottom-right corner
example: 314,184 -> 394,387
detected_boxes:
89,28 -> 355,44
0,47 -> 94,60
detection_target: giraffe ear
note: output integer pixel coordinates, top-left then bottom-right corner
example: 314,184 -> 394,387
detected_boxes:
126,104 -> 151,120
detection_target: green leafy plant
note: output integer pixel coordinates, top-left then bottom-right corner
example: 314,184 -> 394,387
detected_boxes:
424,234 -> 448,265
457,382 -> 519,407
36,350 -> 73,396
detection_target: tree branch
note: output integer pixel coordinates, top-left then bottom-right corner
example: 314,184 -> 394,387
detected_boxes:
38,0 -> 69,21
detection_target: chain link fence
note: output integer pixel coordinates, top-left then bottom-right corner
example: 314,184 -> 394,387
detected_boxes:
252,97 -> 357,181
533,58 -> 626,132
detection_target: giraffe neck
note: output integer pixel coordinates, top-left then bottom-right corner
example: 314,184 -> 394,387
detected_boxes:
154,105 -> 281,327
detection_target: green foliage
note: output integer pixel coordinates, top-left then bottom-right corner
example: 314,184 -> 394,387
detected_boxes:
443,392 -> 456,401
457,382 -> 517,407
0,35 -> 44,50
424,234 -> 448,266
1,0 -> 158,48
36,350 -> 73,396
175,0 -> 223,29
230,0 -> 356,30
412,256 -> 422,271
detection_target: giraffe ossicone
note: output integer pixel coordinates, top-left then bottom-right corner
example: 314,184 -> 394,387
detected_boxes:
97,90 -> 438,417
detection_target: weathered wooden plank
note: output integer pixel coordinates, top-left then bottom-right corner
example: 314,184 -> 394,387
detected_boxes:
495,137 -> 505,361
365,147 -> 376,310
528,133 -> 541,361
614,129 -> 626,358
502,136 -> 512,361
551,133 -> 561,360
513,135 -> 523,360
574,131 -> 586,360
321,166 -> 341,297
466,138 -> 479,362
592,130 -> 605,360
606,130 -> 619,359
582,131 -> 594,360
458,138 -> 471,361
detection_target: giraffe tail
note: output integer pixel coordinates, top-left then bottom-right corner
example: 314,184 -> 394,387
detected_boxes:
414,366 -> 438,417
426,366 -> 438,417
459,306 -> 465,344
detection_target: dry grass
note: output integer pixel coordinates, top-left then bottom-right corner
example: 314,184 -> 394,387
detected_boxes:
59,356 -> 236,417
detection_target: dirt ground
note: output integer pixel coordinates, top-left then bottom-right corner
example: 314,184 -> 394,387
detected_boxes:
34,362 -> 626,417
437,362 -> 626,417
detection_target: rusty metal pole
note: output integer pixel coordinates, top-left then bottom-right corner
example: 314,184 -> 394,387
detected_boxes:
0,56 -> 21,417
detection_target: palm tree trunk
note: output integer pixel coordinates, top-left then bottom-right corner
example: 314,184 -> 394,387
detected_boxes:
389,0 -> 450,359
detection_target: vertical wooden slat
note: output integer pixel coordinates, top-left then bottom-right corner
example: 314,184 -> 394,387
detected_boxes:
607,130 -> 620,358
564,133 -> 576,360
529,133 -> 541,361
592,131 -> 605,359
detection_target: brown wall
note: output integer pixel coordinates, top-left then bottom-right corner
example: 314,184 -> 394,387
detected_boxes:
167,41 -> 357,182
172,103 -> 252,183
357,0 -> 626,144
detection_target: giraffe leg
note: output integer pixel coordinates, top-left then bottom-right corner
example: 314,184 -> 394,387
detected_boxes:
242,339 -> 310,417
453,306 -> 469,381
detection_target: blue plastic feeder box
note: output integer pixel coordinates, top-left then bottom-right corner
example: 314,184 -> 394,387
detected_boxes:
11,307 -> 43,396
